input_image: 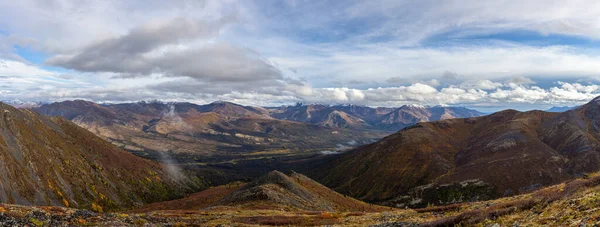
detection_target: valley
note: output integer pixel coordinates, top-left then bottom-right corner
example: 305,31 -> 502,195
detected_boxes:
32,100 -> 483,187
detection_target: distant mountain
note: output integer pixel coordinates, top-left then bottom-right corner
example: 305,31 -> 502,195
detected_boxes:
268,104 -> 484,131
546,106 -> 577,112
312,96 -> 600,208
375,105 -> 483,131
268,104 -> 371,129
0,102 -> 200,211
34,100 -> 387,156
2,100 -> 43,108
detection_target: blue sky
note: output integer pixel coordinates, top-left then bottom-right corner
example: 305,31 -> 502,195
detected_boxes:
1,0 -> 600,112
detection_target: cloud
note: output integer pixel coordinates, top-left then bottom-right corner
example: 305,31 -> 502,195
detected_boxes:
4,0 -> 600,111
507,76 -> 535,85
461,80 -> 503,90
277,81 -> 600,108
44,14 -> 283,84
0,59 -> 93,101
0,59 -> 54,77
386,77 -> 404,84
150,43 -> 282,82
347,79 -> 365,85
549,82 -> 600,101
442,71 -> 458,80
0,0 -> 236,52
272,45 -> 600,89
148,76 -> 285,95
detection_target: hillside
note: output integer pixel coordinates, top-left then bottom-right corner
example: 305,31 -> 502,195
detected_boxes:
0,102 -> 200,211
212,171 -> 388,212
312,96 -> 600,208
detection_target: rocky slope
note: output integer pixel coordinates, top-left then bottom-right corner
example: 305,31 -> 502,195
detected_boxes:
0,102 -> 200,211
313,96 -> 600,208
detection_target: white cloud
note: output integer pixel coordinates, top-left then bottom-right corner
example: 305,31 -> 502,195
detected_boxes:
3,0 -> 600,111
269,45 -> 600,88
461,80 -> 503,90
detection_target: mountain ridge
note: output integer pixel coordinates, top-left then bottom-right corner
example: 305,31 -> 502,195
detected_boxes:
312,96 -> 600,208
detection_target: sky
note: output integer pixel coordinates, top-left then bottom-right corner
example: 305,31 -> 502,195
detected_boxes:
1,1 -> 600,111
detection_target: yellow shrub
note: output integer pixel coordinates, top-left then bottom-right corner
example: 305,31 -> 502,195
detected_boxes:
91,202 -> 103,213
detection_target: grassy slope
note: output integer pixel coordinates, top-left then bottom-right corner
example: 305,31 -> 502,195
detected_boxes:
0,103 -> 202,211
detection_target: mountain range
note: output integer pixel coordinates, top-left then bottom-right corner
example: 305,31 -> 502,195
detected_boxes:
312,96 -> 600,208
546,106 -> 578,112
268,103 -> 483,131
31,100 -> 483,156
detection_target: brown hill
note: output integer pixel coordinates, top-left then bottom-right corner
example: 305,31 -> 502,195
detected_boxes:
134,171 -> 387,213
313,96 -> 600,208
130,182 -> 246,213
0,102 -> 200,211
212,170 -> 387,212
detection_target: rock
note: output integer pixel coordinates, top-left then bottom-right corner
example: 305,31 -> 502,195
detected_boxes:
370,222 -> 420,227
